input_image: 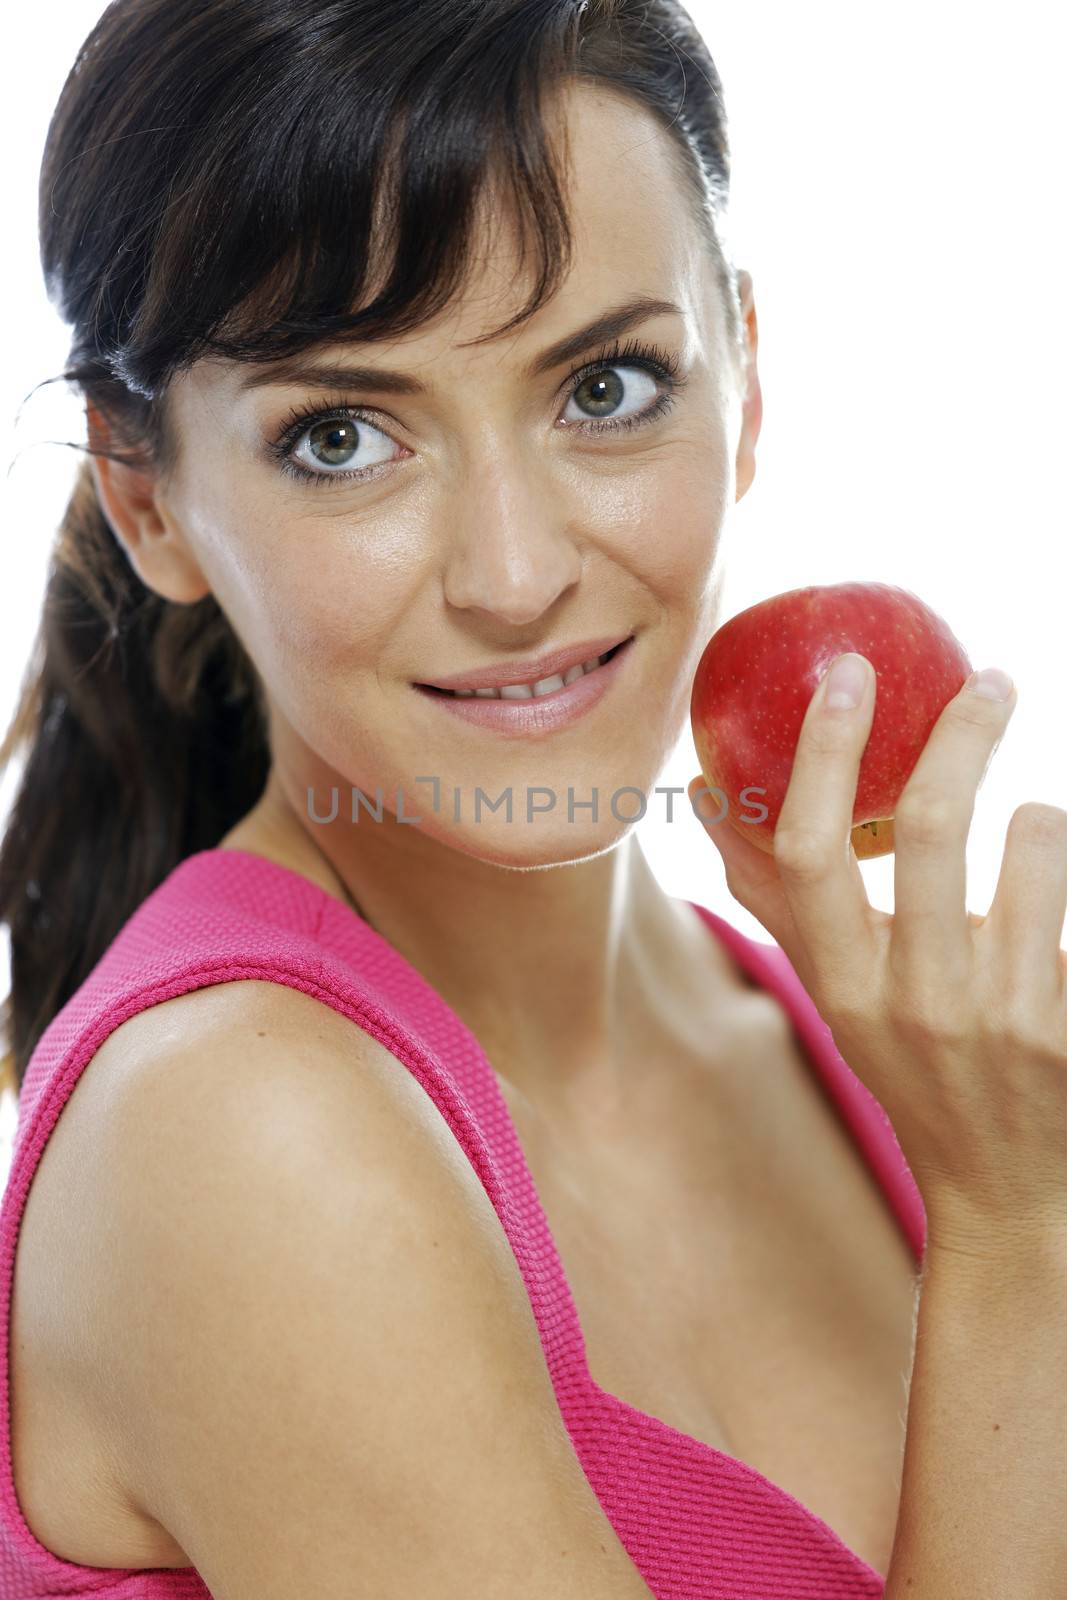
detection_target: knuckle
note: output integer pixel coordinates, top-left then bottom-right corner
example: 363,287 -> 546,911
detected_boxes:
893,788 -> 961,851
817,984 -> 870,1041
803,716 -> 857,759
772,827 -> 830,882
984,992 -> 1059,1061
888,980 -> 970,1050
948,691 -> 1008,732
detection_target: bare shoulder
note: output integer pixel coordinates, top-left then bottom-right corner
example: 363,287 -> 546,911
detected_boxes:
74,980 -> 654,1597
90,976 -> 404,1121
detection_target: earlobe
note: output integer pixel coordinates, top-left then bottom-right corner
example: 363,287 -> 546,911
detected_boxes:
86,403 -> 212,603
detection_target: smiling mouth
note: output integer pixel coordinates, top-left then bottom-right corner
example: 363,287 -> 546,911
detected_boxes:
417,637 -> 632,699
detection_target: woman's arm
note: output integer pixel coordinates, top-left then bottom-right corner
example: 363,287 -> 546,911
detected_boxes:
89,981 -> 658,1600
883,1232 -> 1067,1597
689,649 -> 1067,1594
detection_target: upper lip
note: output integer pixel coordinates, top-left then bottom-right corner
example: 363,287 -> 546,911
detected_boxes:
416,633 -> 633,692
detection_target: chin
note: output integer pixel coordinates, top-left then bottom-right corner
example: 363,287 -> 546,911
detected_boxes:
420,812 -> 638,872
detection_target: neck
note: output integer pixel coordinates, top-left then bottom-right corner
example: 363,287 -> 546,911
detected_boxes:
222,768 -> 721,1109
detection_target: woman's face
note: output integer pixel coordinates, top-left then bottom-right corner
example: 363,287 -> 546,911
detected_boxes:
141,83 -> 760,868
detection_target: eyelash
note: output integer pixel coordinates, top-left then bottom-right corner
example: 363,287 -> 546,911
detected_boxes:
266,335 -> 688,488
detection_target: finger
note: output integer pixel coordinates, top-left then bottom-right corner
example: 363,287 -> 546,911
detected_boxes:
688,773 -> 801,953
688,773 -> 895,1006
980,801 -> 1067,1009
766,652 -> 880,1002
891,667 -> 1017,987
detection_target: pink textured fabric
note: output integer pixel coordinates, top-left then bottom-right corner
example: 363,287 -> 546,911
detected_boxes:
0,845 -> 926,1598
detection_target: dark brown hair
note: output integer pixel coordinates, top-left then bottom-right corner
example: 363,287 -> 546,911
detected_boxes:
0,0 -> 741,1092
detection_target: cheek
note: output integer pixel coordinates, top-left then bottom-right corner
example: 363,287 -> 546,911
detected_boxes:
186,479 -> 423,683
255,540 -> 391,672
608,434 -> 732,600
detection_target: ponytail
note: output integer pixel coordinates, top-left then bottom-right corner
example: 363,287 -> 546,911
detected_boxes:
0,451 -> 270,1092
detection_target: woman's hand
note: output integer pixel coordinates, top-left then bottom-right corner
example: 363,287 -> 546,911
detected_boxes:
687,653 -> 1067,1258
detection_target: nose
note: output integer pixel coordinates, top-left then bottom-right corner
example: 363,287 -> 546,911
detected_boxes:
441,451 -> 583,627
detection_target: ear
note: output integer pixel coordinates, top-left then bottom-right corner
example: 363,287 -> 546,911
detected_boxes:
733,268 -> 762,503
86,402 -> 212,603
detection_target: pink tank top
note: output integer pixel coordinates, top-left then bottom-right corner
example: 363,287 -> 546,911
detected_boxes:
0,845 -> 926,1598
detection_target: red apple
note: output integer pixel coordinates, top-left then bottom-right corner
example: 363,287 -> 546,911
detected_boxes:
689,582 -> 973,860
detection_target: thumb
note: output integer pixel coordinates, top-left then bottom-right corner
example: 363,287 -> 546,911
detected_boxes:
687,775 -> 743,859
686,773 -> 797,948
686,774 -> 751,873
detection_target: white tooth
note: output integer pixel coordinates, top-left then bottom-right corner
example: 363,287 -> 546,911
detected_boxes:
474,687 -> 498,698
533,673 -> 565,697
500,683 -> 534,699
582,657 -> 600,673
562,663 -> 585,686
454,688 -> 476,697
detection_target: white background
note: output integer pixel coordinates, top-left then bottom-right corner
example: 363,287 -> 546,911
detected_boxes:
2,2 -> 1064,1181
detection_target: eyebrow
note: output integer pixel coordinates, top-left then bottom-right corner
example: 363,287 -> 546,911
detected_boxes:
235,295 -> 684,396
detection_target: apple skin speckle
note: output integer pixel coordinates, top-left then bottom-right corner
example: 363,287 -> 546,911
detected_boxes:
689,581 -> 973,860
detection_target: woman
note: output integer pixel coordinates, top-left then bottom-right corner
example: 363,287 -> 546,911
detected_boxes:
1,1 -> 1064,1595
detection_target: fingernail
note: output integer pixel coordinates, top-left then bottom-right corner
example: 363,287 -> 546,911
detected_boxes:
966,666 -> 1014,701
820,653 -> 869,711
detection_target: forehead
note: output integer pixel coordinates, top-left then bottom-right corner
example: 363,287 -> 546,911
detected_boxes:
190,82 -> 712,405
539,80 -> 703,262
